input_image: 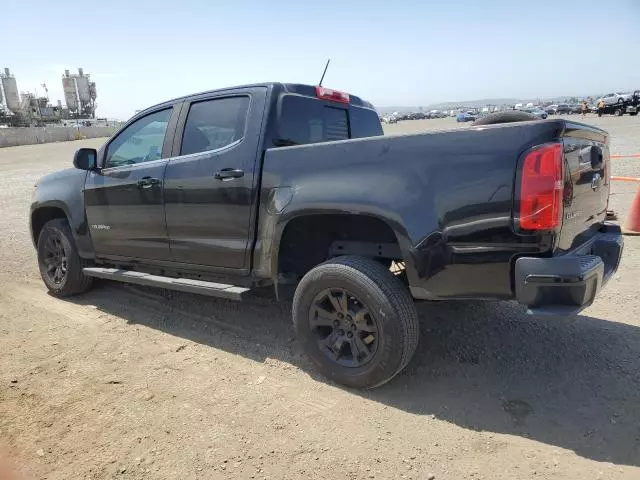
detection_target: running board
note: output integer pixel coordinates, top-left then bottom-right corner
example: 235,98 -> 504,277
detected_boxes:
82,267 -> 250,301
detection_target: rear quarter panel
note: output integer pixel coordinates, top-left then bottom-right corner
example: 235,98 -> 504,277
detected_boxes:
254,120 -> 567,299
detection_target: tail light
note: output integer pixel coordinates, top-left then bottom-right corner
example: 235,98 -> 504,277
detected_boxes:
518,143 -> 564,230
316,86 -> 350,104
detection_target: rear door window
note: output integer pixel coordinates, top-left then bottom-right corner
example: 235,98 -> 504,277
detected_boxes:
180,96 -> 250,156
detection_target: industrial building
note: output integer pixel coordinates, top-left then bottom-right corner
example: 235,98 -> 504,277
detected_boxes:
0,67 -> 98,126
62,68 -> 97,119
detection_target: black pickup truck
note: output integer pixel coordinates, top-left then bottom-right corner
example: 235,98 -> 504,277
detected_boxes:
31,83 -> 623,388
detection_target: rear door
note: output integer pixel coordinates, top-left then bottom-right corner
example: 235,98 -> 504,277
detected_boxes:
84,106 -> 180,260
163,87 -> 268,270
557,124 -> 610,251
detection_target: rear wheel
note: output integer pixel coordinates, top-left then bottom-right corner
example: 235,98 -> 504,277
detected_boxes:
614,108 -> 623,116
293,256 -> 419,389
37,218 -> 93,297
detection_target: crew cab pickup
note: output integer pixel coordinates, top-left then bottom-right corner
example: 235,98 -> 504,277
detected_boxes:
31,83 -> 623,388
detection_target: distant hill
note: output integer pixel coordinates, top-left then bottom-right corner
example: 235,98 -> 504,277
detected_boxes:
377,98 -> 526,114
427,98 -> 524,109
375,91 -> 634,113
375,106 -> 422,114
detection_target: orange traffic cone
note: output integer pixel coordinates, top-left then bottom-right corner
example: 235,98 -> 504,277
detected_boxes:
622,186 -> 640,235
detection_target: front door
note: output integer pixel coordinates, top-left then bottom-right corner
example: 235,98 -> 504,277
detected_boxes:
84,106 -> 178,260
163,88 -> 267,269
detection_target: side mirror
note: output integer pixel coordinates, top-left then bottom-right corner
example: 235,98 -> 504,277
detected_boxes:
73,148 -> 98,170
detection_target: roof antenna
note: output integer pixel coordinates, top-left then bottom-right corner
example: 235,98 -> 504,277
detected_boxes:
318,59 -> 330,86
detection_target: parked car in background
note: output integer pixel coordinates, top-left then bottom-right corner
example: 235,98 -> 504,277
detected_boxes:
545,104 -> 558,114
555,104 -> 571,115
456,111 -> 477,122
523,107 -> 548,119
597,92 -> 633,105
569,104 -> 583,114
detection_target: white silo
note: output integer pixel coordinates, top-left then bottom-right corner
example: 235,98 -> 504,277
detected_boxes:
62,69 -> 78,112
1,68 -> 22,113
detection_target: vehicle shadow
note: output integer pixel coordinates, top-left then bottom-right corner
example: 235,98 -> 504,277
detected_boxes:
66,282 -> 640,467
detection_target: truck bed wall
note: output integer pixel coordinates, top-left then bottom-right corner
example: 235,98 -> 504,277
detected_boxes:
256,120 -> 565,299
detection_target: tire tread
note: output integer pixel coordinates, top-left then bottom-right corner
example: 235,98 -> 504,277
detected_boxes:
38,218 -> 93,297
293,255 -> 419,388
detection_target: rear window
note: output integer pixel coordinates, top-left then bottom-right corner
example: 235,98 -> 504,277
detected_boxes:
277,94 -> 382,147
350,106 -> 384,138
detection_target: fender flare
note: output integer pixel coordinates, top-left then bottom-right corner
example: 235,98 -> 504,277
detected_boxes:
265,207 -> 417,281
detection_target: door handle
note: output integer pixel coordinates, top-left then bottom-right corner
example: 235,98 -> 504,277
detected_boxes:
214,168 -> 244,180
137,176 -> 161,188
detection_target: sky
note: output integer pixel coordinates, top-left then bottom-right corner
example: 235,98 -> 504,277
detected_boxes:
3,0 -> 639,119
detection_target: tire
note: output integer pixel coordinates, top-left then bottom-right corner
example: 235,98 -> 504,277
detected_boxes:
618,98 -> 624,104
629,112 -> 638,116
37,218 -> 93,297
472,111 -> 538,126
292,256 -> 419,389
614,108 -> 623,117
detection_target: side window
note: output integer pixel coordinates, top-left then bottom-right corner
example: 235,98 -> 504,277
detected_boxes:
278,95 -> 350,146
105,108 -> 172,168
180,96 -> 250,156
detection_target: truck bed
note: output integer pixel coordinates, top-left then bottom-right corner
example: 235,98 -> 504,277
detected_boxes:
257,119 -> 609,300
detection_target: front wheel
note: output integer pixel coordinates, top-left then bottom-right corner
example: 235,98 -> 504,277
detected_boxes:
37,218 -> 93,297
293,256 -> 419,389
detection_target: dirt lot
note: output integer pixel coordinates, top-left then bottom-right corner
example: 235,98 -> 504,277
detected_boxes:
1,115 -> 639,480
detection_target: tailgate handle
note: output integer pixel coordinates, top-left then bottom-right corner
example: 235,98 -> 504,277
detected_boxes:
589,146 -> 603,170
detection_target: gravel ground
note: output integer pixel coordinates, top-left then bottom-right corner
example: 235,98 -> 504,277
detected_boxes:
1,115 -> 639,480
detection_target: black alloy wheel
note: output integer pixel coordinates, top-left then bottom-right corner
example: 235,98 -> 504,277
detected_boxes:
42,231 -> 68,285
37,218 -> 93,297
293,256 -> 419,389
310,288 -> 379,368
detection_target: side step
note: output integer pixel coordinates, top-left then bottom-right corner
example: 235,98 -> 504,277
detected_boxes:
82,267 -> 250,301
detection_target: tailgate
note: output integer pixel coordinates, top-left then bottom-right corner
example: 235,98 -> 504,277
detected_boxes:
557,122 -> 610,252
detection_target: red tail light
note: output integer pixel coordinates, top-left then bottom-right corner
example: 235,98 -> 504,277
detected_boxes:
519,143 -> 564,230
316,86 -> 350,104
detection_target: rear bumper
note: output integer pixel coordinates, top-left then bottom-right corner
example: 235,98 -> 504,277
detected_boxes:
514,224 -> 623,315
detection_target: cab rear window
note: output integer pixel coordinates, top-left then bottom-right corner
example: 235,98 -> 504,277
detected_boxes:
277,94 -> 382,147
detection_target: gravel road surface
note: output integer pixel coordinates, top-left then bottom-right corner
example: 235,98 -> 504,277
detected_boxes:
1,115 -> 639,479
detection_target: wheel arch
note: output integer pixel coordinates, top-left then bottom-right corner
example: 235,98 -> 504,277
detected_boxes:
30,202 -> 71,247
271,210 -> 413,282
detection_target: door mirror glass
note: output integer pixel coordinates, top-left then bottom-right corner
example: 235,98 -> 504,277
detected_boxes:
73,148 -> 97,170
